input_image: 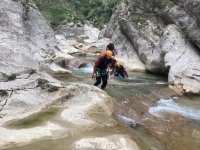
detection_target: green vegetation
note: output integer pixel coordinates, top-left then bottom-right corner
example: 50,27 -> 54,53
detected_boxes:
33,0 -> 120,28
133,0 -> 172,10
178,27 -> 190,39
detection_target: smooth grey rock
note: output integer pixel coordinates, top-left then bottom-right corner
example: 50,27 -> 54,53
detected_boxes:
41,63 -> 73,77
160,25 -> 200,94
0,73 -> 8,82
0,0 -> 57,75
160,4 -> 200,49
104,0 -> 200,94
118,18 -> 165,73
86,38 -> 110,53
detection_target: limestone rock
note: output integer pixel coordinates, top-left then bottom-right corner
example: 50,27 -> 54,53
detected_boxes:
41,63 -> 73,77
0,0 -> 57,75
55,34 -> 80,54
160,25 -> 200,94
55,24 -> 99,45
74,135 -> 140,150
85,38 -> 110,53
161,3 -> 200,49
0,82 -> 116,148
104,0 -> 200,94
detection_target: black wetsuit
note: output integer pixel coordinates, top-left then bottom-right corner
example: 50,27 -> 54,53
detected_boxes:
94,56 -> 112,89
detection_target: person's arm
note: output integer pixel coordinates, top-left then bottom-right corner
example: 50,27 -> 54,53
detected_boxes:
124,70 -> 128,78
110,66 -> 116,76
123,67 -> 128,77
93,60 -> 100,78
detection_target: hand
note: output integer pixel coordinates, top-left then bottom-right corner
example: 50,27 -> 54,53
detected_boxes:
109,74 -> 112,79
92,73 -> 97,78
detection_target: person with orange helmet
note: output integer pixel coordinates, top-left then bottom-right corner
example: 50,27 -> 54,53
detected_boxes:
92,50 -> 114,89
110,61 -> 128,78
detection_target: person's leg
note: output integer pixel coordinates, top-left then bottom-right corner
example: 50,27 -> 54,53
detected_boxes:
114,72 -> 119,77
94,76 -> 101,86
101,74 -> 108,89
120,72 -> 125,78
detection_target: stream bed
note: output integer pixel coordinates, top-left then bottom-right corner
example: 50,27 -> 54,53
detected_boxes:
1,61 -> 200,150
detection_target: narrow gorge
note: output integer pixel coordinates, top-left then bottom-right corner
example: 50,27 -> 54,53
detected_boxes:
0,0 -> 200,150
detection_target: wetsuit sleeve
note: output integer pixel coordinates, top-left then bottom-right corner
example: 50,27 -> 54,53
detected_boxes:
93,59 -> 100,74
123,67 -> 128,77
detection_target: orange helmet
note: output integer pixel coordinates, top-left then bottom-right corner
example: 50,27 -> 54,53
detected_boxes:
105,50 -> 113,57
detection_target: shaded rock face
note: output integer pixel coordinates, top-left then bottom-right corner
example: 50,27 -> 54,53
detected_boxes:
102,2 -> 146,71
104,0 -> 200,94
172,0 -> 200,25
159,2 -> 200,49
118,18 -> 165,73
0,0 -> 57,76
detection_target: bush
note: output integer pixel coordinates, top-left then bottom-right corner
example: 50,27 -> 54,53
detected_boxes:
33,0 -> 68,28
134,0 -> 172,10
33,0 -> 121,28
179,27 -> 190,39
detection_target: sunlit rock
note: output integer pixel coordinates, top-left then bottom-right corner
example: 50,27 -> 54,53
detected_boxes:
61,85 -> 115,126
41,63 -> 73,77
74,135 -> 140,150
0,82 -> 117,147
0,122 -> 63,148
68,58 -> 89,68
56,34 -> 80,54
83,24 -> 100,44
85,38 -> 110,53
160,25 -> 200,94
192,129 -> 200,141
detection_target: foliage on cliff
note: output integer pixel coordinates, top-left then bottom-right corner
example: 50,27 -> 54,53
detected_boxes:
134,0 -> 172,9
33,0 -> 120,28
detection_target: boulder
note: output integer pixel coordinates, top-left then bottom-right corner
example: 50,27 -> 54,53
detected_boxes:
160,25 -> 200,94
104,0 -> 200,94
41,63 -> 73,77
55,34 -> 80,54
0,0 -> 57,75
85,38 -> 110,53
0,81 -> 117,148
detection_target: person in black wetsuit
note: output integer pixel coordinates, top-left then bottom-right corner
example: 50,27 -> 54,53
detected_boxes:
92,50 -> 113,89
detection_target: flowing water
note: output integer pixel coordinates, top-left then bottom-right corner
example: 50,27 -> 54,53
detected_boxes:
1,59 -> 200,150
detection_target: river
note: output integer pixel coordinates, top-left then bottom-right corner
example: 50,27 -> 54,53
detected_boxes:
1,59 -> 200,150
